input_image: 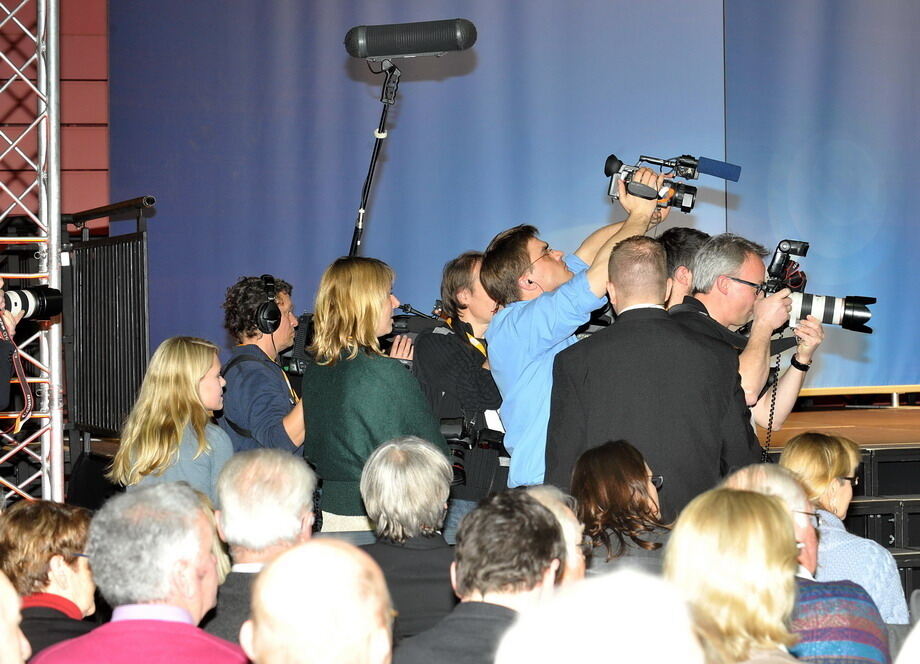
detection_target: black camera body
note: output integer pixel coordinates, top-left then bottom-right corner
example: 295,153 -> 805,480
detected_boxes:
764,239 -> 876,334
604,154 -> 697,213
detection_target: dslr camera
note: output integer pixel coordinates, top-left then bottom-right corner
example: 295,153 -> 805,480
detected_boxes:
764,239 -> 875,334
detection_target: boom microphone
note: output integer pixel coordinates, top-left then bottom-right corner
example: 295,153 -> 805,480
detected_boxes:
696,157 -> 742,182
344,18 -> 477,60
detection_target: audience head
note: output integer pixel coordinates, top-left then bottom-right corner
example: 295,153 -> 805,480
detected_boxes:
222,275 -> 294,344
779,431 -> 862,519
658,226 -> 710,306
87,483 -> 218,623
723,463 -> 819,575
0,571 -> 30,664
109,336 -> 223,487
309,256 -> 396,365
690,233 -> 769,327
606,235 -> 670,310
217,449 -> 316,558
495,569 -> 704,664
360,436 -> 451,543
524,485 -> 586,584
241,540 -> 392,664
453,490 -> 566,602
192,489 -> 231,583
571,440 -> 664,562
665,489 -> 798,664
0,500 -> 95,617
440,251 -> 497,329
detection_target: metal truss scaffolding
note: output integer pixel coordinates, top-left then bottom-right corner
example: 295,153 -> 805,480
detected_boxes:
0,0 -> 62,502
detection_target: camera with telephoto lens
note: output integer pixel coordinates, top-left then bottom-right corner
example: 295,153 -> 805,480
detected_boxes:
3,285 -> 63,321
764,239 -> 876,334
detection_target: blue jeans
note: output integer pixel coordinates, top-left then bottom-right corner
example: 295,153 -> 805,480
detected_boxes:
442,498 -> 478,545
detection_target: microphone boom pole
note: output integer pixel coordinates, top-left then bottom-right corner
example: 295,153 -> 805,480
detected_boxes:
349,59 -> 401,257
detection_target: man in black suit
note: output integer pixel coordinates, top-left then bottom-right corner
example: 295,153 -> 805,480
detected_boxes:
393,491 -> 566,664
545,236 -> 761,521
202,449 -> 316,643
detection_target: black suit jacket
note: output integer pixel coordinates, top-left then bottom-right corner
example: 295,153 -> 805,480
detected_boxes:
362,534 -> 457,643
21,605 -> 96,656
545,307 -> 760,520
393,601 -> 517,664
200,570 -> 255,643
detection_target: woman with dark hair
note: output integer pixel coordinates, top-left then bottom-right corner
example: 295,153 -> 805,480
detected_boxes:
571,440 -> 669,575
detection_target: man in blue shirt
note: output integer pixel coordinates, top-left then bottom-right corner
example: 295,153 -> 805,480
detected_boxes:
219,275 -> 305,453
479,168 -> 666,487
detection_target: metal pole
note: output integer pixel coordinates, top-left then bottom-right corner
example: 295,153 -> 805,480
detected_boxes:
37,0 -> 63,500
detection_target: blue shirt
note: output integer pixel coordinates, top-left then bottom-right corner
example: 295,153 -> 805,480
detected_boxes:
485,255 -> 605,487
131,423 -> 232,505
815,509 -> 909,624
219,344 -> 299,453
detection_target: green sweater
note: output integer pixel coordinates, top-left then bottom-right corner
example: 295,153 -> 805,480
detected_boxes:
301,350 -> 448,516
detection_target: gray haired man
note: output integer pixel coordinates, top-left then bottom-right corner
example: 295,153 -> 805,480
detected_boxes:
670,233 -> 824,430
31,483 -> 246,664
202,449 -> 316,643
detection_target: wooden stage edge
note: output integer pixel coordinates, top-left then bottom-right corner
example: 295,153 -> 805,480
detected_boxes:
759,407 -> 920,449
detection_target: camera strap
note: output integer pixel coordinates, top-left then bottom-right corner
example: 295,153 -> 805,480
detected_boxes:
0,318 -> 33,434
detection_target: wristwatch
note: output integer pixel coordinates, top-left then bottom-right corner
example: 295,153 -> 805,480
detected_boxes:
790,354 -> 812,372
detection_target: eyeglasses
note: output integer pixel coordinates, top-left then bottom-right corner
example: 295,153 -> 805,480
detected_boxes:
649,475 -> 664,490
840,475 -> 859,487
524,245 -> 554,273
793,510 -> 821,529
722,274 -> 766,294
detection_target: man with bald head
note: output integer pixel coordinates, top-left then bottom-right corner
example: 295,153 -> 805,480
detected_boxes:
240,540 -> 393,664
0,571 -> 31,664
545,235 -> 759,519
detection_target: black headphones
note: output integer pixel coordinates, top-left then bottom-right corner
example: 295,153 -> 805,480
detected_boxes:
255,274 -> 282,334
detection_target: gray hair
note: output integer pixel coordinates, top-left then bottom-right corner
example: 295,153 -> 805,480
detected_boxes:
217,449 -> 316,551
690,233 -> 767,294
87,483 -> 204,606
360,436 -> 451,542
722,463 -> 810,513
525,485 -> 584,570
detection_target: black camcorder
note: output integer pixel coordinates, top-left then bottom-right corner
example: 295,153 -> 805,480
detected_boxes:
765,240 -> 876,334
604,153 -> 742,214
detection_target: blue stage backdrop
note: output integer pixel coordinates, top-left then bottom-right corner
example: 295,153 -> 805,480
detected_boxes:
109,0 -> 728,349
724,0 -> 919,387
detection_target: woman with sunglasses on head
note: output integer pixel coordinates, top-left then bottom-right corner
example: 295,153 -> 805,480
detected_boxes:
571,440 -> 670,576
780,431 -> 908,624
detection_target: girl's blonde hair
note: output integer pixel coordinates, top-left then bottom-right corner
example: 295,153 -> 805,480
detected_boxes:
779,432 -> 861,509
108,336 -> 219,486
664,489 -> 798,663
309,256 -> 394,366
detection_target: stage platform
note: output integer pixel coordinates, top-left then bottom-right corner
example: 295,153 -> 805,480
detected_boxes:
760,407 -> 920,449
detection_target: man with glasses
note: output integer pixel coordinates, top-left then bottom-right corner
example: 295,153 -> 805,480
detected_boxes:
545,236 -> 760,520
479,168 -> 666,488
670,233 -> 825,432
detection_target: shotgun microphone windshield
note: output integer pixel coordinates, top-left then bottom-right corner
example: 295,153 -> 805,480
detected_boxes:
344,18 -> 477,61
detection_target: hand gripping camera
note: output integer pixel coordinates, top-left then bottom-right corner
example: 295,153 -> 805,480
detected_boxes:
604,153 -> 742,213
765,239 -> 876,334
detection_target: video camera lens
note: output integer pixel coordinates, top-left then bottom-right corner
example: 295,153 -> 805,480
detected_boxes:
3,286 -> 63,320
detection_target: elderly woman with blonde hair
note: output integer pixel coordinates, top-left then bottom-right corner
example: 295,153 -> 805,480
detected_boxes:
780,431 -> 908,624
665,488 -> 799,664
301,257 -> 448,537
